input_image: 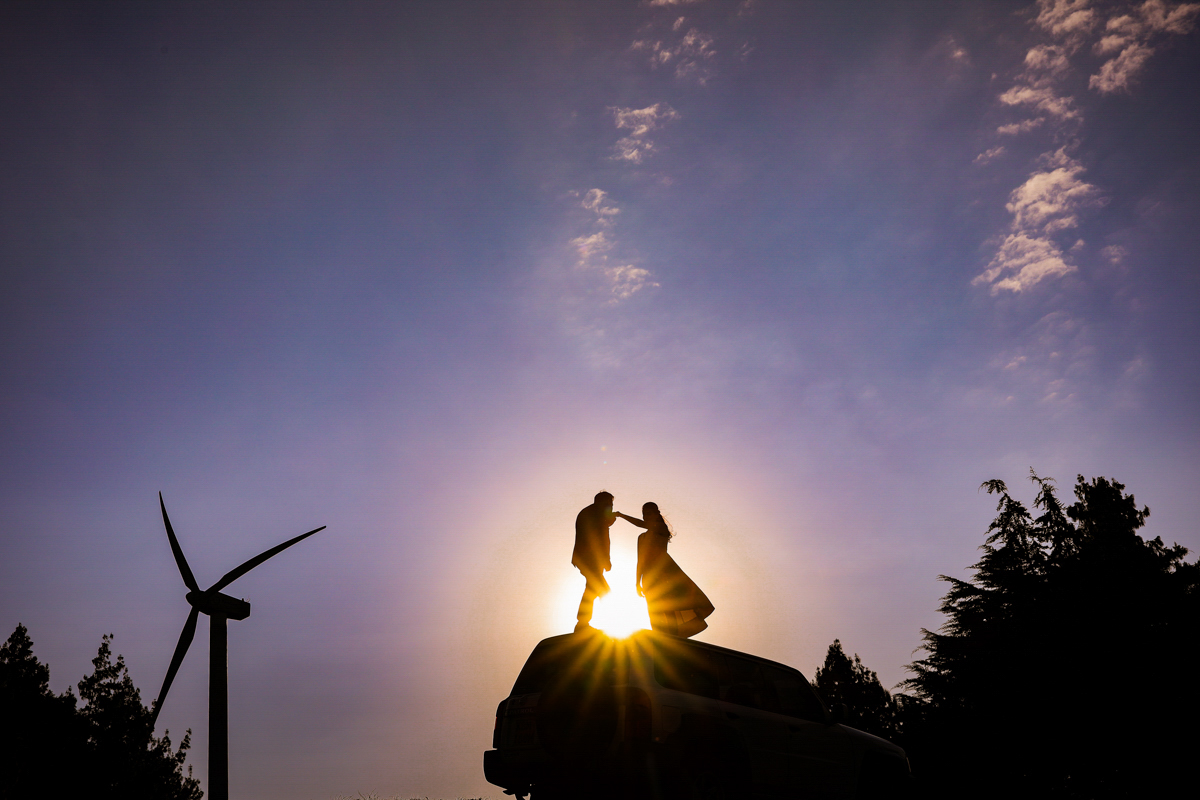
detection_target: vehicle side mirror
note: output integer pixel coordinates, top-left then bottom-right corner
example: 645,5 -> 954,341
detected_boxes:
829,703 -> 849,724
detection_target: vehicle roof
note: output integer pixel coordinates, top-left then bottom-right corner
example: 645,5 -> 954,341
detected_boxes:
531,630 -> 810,678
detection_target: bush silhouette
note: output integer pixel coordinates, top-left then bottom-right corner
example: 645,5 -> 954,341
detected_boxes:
0,624 -> 202,800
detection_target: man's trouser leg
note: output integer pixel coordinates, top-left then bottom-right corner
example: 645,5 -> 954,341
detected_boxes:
575,567 -> 610,631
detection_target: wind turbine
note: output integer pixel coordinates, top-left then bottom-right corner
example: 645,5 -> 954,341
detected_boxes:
149,492 -> 326,800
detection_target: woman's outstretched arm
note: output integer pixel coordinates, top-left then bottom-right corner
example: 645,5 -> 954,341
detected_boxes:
616,511 -> 648,528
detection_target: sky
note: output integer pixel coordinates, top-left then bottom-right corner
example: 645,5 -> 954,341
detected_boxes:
1,0 -> 1198,797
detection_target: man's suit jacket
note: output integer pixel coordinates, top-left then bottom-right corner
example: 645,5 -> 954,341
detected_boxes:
572,503 -> 614,573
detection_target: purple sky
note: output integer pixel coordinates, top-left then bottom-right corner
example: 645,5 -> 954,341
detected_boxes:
2,1 -> 1198,797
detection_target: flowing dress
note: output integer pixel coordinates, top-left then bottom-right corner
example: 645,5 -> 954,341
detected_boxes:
637,529 -> 715,638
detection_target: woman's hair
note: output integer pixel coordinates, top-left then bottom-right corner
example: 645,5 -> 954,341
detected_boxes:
642,502 -> 673,540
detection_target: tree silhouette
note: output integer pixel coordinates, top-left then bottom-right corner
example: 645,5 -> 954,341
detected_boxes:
0,623 -> 85,798
901,472 -> 1200,799
79,634 -> 203,800
0,625 -> 202,800
811,639 -> 896,739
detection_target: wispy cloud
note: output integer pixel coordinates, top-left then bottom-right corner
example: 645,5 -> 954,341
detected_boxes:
1090,42 -> 1155,91
606,265 -> 658,300
610,103 -> 680,163
974,145 -> 1007,165
981,309 -> 1098,406
1034,0 -> 1099,41
1023,43 -> 1072,74
566,189 -> 659,302
998,84 -> 1079,119
570,231 -> 613,264
1090,0 -> 1200,92
1006,150 -> 1101,234
974,150 -> 1100,293
997,118 -> 1046,135
967,0 -> 1194,407
612,104 -> 680,138
1099,243 -> 1128,264
581,188 -> 620,220
975,234 -> 1076,294
632,18 -> 716,83
974,0 -> 1196,296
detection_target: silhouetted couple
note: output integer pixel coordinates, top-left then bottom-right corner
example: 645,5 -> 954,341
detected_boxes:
573,491 -> 714,638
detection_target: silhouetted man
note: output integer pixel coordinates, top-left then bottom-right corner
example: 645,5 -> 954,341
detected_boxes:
573,491 -> 617,632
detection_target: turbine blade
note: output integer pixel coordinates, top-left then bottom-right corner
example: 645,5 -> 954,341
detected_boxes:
160,493 -> 199,593
150,607 -> 199,726
207,525 -> 326,593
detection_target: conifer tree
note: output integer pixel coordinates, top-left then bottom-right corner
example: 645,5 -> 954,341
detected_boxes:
901,472 -> 1200,799
0,625 -> 203,800
77,634 -> 203,800
0,623 -> 85,797
812,639 -> 896,739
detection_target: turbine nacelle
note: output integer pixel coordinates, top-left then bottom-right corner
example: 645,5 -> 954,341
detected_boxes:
185,590 -> 251,620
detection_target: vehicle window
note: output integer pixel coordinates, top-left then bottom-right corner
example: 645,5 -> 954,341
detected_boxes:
512,636 -> 627,695
763,665 -> 825,722
721,656 -> 757,706
652,642 -> 722,699
721,656 -> 781,712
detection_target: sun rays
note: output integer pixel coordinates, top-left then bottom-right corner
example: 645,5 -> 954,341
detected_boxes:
555,538 -> 650,638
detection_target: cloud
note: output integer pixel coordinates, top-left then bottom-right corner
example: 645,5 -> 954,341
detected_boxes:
946,38 -> 970,63
1098,0 -> 1200,51
1023,43 -> 1072,75
971,3 -> 1196,294
612,136 -> 656,163
1141,0 -> 1200,31
581,188 -> 620,218
969,0 -> 1197,398
974,146 -> 1007,164
612,104 -> 680,138
1100,244 -> 1128,264
610,103 -> 680,163
1090,42 -> 1155,90
1089,1 -> 1199,92
974,234 -> 1076,293
982,310 -> 1098,404
998,84 -> 1079,118
648,0 -> 701,6
1005,152 -> 1101,233
632,25 -> 716,83
997,118 -> 1046,135
674,28 -> 716,80
566,190 -> 659,303
606,265 -> 660,300
1034,0 -> 1098,40
570,231 -> 613,264
974,151 -> 1100,293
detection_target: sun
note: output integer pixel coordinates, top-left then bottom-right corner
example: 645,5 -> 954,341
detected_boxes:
591,588 -> 650,639
588,542 -> 651,638
554,536 -> 651,638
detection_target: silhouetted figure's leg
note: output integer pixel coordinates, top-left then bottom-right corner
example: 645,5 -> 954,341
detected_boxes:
574,568 -> 609,632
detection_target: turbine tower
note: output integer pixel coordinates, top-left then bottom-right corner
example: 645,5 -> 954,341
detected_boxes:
149,492 -> 326,800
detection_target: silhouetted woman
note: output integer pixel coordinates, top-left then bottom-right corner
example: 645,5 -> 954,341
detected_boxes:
618,503 -> 714,638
